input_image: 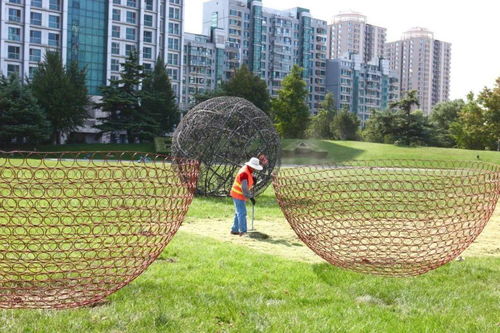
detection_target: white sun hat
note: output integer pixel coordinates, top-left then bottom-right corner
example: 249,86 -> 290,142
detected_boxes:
245,157 -> 263,171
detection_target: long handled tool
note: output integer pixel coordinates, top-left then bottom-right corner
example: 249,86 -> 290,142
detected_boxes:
250,202 -> 255,231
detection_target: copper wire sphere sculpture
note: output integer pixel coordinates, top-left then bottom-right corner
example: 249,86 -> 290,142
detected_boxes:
172,96 -> 281,197
272,160 -> 500,276
0,151 -> 199,309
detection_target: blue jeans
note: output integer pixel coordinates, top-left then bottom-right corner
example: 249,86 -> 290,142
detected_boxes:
231,198 -> 247,233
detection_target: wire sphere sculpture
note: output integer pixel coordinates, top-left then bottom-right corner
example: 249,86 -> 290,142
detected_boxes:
172,96 -> 281,197
0,151 -> 199,309
272,160 -> 500,276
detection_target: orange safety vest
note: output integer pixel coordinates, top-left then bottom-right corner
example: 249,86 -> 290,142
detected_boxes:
230,165 -> 254,201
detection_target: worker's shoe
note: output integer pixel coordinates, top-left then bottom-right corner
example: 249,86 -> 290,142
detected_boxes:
230,231 -> 239,235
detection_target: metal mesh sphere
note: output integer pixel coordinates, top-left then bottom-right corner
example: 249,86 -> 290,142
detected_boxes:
272,160 -> 500,276
172,96 -> 281,197
0,151 -> 199,309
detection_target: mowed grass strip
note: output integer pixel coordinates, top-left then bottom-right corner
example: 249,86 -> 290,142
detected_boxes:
1,232 -> 499,332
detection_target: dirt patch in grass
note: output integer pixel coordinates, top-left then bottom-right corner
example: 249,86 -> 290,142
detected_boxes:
181,205 -> 500,262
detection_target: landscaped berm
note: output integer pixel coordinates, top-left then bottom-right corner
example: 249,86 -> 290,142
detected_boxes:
0,141 -> 499,332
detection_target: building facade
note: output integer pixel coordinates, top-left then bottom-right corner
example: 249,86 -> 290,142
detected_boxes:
201,0 -> 327,113
327,12 -> 386,63
1,0 -> 184,96
326,53 -> 399,125
384,27 -> 451,114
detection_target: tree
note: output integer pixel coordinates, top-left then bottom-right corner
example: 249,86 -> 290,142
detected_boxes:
0,76 -> 50,145
429,99 -> 464,147
272,65 -> 310,138
142,56 -> 180,137
96,51 -> 149,143
362,110 -> 398,143
330,109 -> 360,140
221,65 -> 271,113
477,78 -> 500,149
31,52 -> 90,144
389,90 -> 420,145
450,93 -> 492,150
306,93 -> 336,139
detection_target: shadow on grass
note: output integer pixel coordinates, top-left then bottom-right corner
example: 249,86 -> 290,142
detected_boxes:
282,139 -> 365,164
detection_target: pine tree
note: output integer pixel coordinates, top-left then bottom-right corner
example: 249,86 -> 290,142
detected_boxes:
30,52 -> 89,144
142,56 -> 180,137
330,109 -> 360,140
0,76 -> 50,145
307,93 -> 337,139
96,51 -> 148,143
389,90 -> 420,146
272,65 -> 310,138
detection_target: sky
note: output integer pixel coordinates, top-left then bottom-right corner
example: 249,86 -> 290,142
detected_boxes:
184,0 -> 500,100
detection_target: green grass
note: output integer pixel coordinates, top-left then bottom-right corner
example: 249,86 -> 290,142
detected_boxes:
3,232 -> 499,332
1,143 -> 155,154
282,140 -> 500,165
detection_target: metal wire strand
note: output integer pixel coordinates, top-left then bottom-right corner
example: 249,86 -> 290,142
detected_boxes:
272,160 -> 500,276
0,151 -> 199,309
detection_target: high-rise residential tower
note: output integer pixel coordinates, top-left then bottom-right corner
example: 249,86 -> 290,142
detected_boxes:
0,0 -> 184,97
201,0 -> 327,112
327,11 -> 386,62
385,27 -> 451,114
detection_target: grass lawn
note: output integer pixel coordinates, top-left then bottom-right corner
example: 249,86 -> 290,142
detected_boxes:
1,142 -> 499,332
282,140 -> 500,165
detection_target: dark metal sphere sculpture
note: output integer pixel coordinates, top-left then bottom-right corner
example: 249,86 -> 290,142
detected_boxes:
172,96 -> 281,197
272,160 -> 500,276
0,151 -> 199,309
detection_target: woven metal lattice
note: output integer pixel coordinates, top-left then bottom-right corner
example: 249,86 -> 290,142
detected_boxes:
272,160 -> 500,276
172,96 -> 281,197
0,151 -> 199,309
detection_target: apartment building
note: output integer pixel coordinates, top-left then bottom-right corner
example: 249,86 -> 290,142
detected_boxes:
200,0 -> 327,113
326,53 -> 399,125
327,11 -> 386,62
385,27 -> 451,114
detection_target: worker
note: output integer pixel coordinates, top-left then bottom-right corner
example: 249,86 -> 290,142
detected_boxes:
229,157 -> 263,236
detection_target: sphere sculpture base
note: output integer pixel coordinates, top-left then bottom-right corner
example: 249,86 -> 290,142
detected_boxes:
272,160 -> 500,276
0,151 -> 198,309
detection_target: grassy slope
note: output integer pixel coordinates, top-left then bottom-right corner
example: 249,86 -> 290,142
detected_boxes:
282,140 -> 500,165
4,233 -> 499,333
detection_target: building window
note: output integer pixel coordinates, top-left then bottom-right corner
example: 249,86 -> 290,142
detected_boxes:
111,42 -> 120,55
125,44 -> 135,56
168,22 -> 179,35
145,0 -> 153,10
31,0 -> 42,7
126,27 -> 136,41
167,68 -> 178,80
167,53 -> 178,65
49,15 -> 60,28
8,46 -> 21,60
30,48 -> 42,62
8,27 -> 21,41
143,30 -> 152,43
7,64 -> 20,77
112,26 -> 120,38
31,12 -> 42,26
111,59 -> 120,71
168,38 -> 179,50
126,11 -> 136,24
168,7 -> 180,20
143,47 -> 152,59
127,0 -> 136,8
9,0 -> 22,3
144,14 -> 153,27
30,30 -> 41,43
144,63 -> 152,73
112,9 -> 120,21
169,0 -> 181,4
113,0 -> 120,3
8,9 -> 21,22
48,33 -> 59,46
49,0 -> 60,10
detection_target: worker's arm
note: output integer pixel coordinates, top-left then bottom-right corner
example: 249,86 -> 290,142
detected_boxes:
241,180 -> 253,199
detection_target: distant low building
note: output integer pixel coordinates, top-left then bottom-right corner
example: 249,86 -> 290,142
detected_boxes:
326,53 -> 399,125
